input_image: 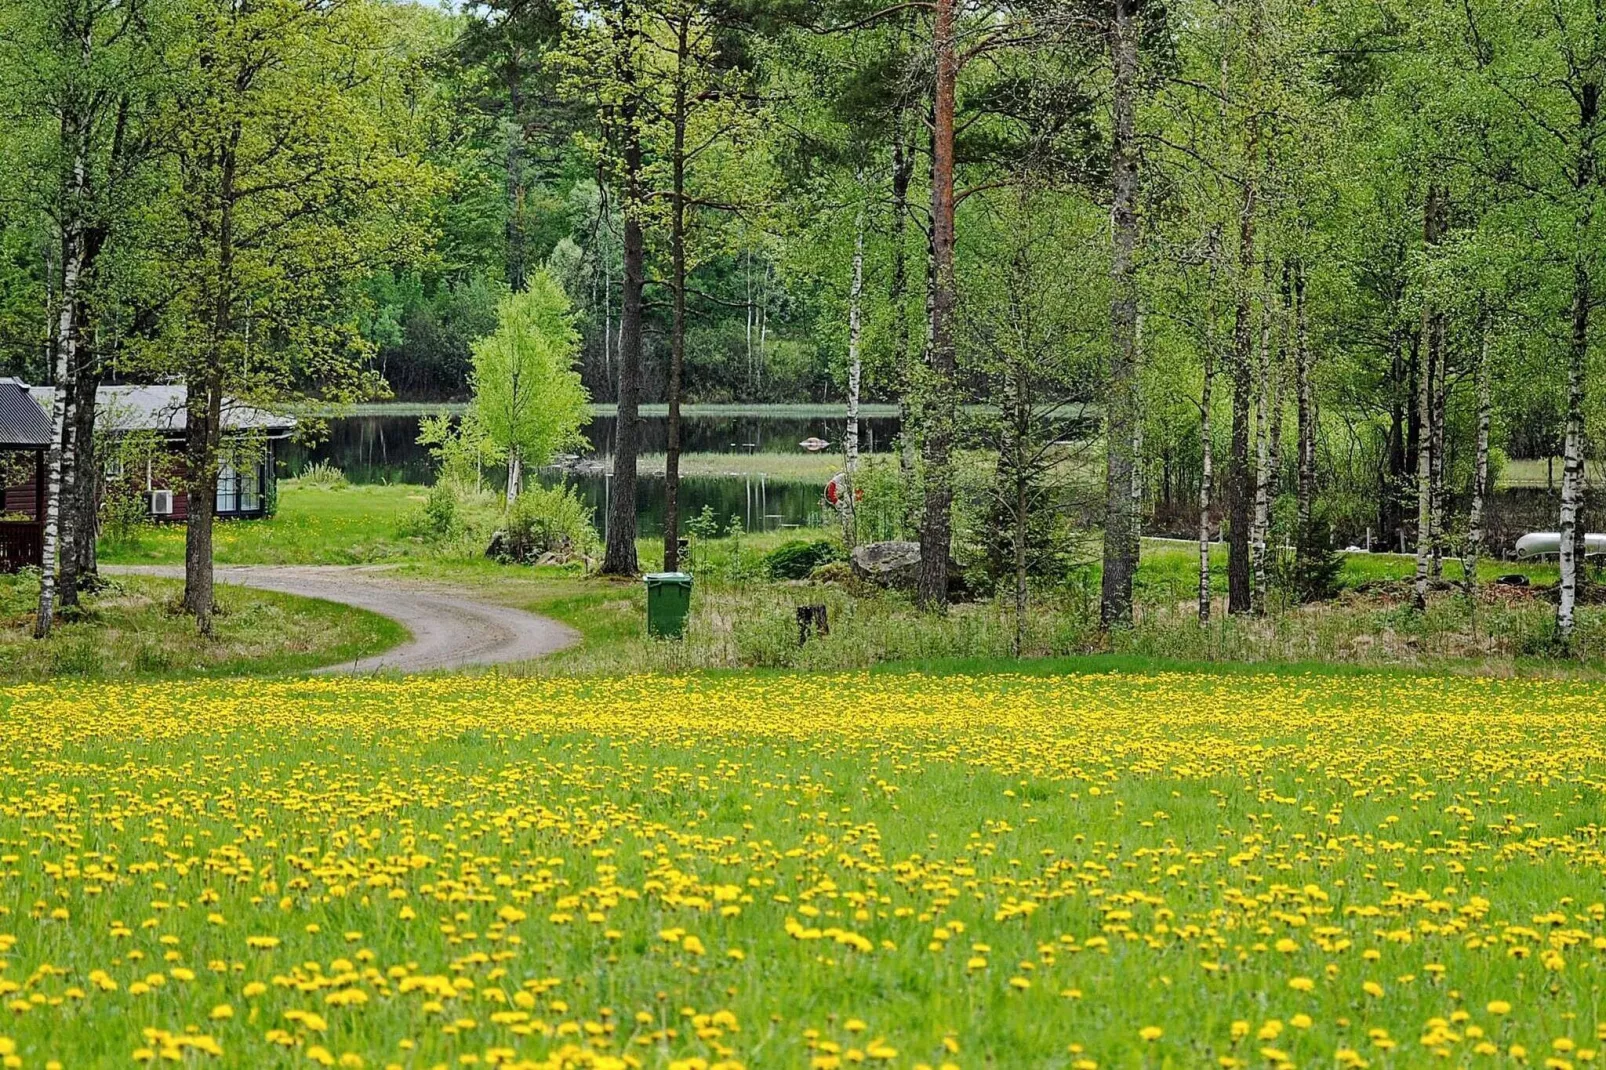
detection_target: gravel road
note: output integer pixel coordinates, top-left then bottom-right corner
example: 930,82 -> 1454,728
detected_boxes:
105,564 -> 580,674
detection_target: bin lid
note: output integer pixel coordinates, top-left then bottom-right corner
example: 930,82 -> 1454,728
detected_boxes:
644,571 -> 693,586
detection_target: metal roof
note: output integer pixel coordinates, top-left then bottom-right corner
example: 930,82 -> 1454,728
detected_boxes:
0,378 -> 53,449
26,383 -> 295,439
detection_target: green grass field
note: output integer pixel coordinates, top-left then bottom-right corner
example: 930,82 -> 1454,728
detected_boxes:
2,669 -> 1605,1068
0,573 -> 403,680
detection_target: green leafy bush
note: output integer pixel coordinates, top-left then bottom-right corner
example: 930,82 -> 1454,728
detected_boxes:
297,461 -> 348,489
764,539 -> 841,580
498,482 -> 598,563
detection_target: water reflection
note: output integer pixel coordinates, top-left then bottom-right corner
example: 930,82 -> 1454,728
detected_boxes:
282,412 -> 900,535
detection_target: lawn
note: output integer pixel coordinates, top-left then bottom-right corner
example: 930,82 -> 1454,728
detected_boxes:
0,573 -> 404,680
98,483 -> 430,567
1,669 -> 1604,1067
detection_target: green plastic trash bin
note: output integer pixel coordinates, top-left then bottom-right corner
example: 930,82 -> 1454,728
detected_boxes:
644,572 -> 693,639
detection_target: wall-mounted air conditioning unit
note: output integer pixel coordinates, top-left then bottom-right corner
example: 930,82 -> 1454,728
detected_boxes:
149,489 -> 174,516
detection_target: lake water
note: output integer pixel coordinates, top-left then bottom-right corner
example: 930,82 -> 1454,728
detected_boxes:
282,411 -> 902,536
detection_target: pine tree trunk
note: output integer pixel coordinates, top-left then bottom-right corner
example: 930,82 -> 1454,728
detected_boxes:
1100,0 -> 1142,629
916,0 -> 959,610
840,206 -> 864,547
600,21 -> 644,578
663,22 -> 690,573
602,210 -> 644,575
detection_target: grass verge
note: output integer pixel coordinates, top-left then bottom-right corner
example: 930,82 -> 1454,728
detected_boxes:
0,572 -> 405,680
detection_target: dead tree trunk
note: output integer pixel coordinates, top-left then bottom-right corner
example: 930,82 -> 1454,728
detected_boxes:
1100,0 -> 1142,628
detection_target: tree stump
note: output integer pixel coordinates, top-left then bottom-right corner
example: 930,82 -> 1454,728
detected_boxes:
796,604 -> 829,646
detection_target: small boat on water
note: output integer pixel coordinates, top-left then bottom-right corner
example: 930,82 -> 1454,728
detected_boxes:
799,437 -> 831,452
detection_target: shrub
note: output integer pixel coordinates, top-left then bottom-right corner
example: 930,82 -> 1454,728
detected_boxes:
498,482 -> 598,563
1285,516 -> 1345,603
101,487 -> 151,548
423,483 -> 458,539
764,539 -> 841,580
297,461 -> 348,489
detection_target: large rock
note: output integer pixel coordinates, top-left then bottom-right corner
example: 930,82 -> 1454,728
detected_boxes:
851,540 -> 923,589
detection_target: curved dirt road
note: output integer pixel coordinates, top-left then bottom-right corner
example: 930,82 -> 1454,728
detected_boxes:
106,565 -> 579,674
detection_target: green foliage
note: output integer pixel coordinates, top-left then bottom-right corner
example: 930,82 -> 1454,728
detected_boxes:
296,462 -> 348,490
469,270 -> 590,480
763,539 -> 841,581
1285,517 -> 1346,605
496,483 -> 599,564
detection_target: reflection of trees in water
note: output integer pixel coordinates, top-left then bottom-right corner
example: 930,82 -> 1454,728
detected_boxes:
286,414 -> 905,485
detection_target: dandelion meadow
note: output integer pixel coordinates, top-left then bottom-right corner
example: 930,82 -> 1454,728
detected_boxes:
1,671 -> 1605,1069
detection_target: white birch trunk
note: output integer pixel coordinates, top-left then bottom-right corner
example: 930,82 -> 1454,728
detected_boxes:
1199,344 -> 1214,626
1559,261 -> 1589,641
1252,311 -> 1271,614
36,143 -> 89,639
1465,313 -> 1491,591
839,208 -> 864,547
506,448 -> 522,506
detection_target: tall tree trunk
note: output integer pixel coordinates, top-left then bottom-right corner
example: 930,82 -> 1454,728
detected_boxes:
1465,308 -> 1491,591
1100,0 -> 1142,628
600,10 -> 644,578
663,21 -> 689,573
1429,311 -> 1448,579
890,108 -> 915,485
1294,261 -> 1315,539
183,366 -> 223,635
1559,255 -> 1591,643
1381,327 -> 1405,543
1227,179 -> 1257,615
840,205 -> 864,547
506,447 -> 522,504
35,217 -> 84,640
916,0 -> 958,610
1252,309 -> 1271,614
184,138 -> 237,635
602,208 -> 644,575
59,346 -> 101,606
1413,185 -> 1443,611
1199,338 -> 1215,626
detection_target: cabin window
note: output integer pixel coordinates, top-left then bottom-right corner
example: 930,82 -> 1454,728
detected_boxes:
239,463 -> 262,512
105,457 -> 123,479
216,460 -> 264,514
